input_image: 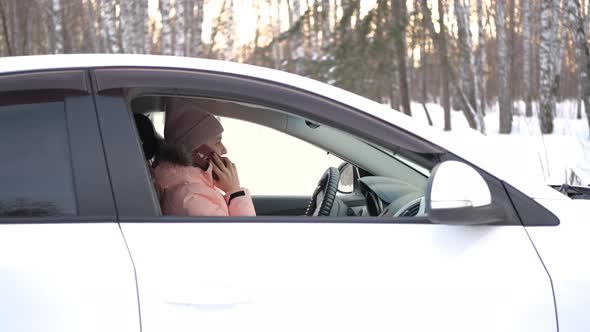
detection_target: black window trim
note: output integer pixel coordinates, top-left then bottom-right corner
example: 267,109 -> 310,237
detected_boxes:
92,67 -> 557,226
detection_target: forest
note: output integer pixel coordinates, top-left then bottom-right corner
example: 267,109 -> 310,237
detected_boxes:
1,0 -> 589,135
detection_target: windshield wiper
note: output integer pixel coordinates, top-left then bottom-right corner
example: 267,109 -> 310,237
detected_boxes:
550,184 -> 590,200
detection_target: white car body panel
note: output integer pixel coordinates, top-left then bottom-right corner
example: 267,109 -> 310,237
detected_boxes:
526,199 -> 590,332
121,222 -> 556,332
0,223 -> 139,332
0,54 -> 568,200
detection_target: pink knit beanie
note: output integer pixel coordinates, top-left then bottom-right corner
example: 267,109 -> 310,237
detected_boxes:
164,98 -> 224,152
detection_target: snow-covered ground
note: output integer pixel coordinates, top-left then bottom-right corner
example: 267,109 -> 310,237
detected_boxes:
410,100 -> 590,186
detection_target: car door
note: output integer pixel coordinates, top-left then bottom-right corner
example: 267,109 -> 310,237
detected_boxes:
0,70 -> 140,332
94,67 -> 557,332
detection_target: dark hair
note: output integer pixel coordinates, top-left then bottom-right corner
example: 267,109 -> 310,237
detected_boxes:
155,140 -> 192,166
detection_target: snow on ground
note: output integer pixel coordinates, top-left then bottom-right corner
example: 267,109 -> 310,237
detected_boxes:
410,100 -> 590,186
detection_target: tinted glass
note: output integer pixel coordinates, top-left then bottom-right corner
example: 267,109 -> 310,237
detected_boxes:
0,102 -> 76,217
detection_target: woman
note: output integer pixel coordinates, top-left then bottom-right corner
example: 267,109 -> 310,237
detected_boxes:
153,98 -> 256,216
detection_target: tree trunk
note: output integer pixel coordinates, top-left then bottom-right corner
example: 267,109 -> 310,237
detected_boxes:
51,0 -> 63,54
321,0 -> 330,50
83,0 -> 99,53
475,0 -> 487,116
455,0 -> 475,107
522,0 -> 533,117
456,0 -> 484,132
566,0 -> 590,137
271,0 -> 281,69
192,0 -> 204,56
225,0 -> 233,60
175,0 -> 186,56
496,0 -> 512,133
540,0 -> 555,133
552,0 -> 568,109
120,0 -> 133,52
208,0 -> 226,57
161,0 -> 173,55
392,0 -> 411,116
422,33 -> 433,126
438,0 -> 451,130
100,0 -> 119,53
0,1 -> 14,55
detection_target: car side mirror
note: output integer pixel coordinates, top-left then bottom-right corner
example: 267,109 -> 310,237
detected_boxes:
426,161 -> 506,225
337,163 -> 355,194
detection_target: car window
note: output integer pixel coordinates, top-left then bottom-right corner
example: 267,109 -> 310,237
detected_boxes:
219,117 -> 344,195
0,101 -> 77,217
150,111 -> 344,195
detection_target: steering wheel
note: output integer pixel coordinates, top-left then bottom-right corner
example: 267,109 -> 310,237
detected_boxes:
305,167 -> 340,216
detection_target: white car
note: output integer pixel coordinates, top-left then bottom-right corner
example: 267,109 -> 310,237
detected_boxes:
0,54 -> 588,332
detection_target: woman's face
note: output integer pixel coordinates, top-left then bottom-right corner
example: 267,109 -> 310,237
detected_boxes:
206,133 -> 227,156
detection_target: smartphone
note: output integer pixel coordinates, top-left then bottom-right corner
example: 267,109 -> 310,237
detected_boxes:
193,144 -> 215,170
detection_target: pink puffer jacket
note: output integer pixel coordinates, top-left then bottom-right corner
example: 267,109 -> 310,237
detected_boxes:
153,162 -> 256,217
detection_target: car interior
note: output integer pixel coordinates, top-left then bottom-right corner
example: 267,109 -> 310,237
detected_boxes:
130,94 -> 436,218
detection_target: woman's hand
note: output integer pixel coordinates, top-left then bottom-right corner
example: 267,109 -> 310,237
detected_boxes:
210,154 -> 241,194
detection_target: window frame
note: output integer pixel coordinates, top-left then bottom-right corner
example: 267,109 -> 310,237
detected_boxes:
93,67 -> 545,226
0,69 -> 116,223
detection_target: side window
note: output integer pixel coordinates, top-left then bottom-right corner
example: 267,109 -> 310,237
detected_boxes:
150,111 -> 344,196
219,117 -> 344,195
0,101 -> 77,217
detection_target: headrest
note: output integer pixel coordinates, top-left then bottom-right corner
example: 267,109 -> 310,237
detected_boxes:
133,113 -> 158,160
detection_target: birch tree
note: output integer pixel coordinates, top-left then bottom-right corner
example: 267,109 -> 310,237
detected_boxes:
455,0 -> 475,107
522,0 -> 533,116
496,0 -> 512,133
271,0 -> 281,69
539,0 -> 555,133
51,0 -> 64,54
175,0 -> 186,56
420,0 -> 451,130
566,0 -> 590,136
192,0 -> 204,56
100,0 -> 119,53
84,0 -> 99,53
392,0 -> 411,115
456,0 -> 485,133
475,0 -> 486,115
0,1 -> 14,55
161,0 -> 173,55
120,0 -> 133,52
225,0 -> 234,60
321,0 -> 330,50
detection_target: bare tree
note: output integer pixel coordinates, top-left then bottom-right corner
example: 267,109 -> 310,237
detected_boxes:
392,0 -> 411,115
420,0 -> 451,130
51,0 -> 64,54
475,0 -> 487,115
321,0 -> 330,50
540,0 -> 555,133
192,0 -> 204,56
522,0 -> 533,116
455,0 -> 484,132
175,0 -> 186,55
566,0 -> 590,136
83,0 -> 99,53
100,0 -> 120,53
0,0 -> 14,55
496,0 -> 512,133
225,0 -> 234,60
160,0 -> 173,55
